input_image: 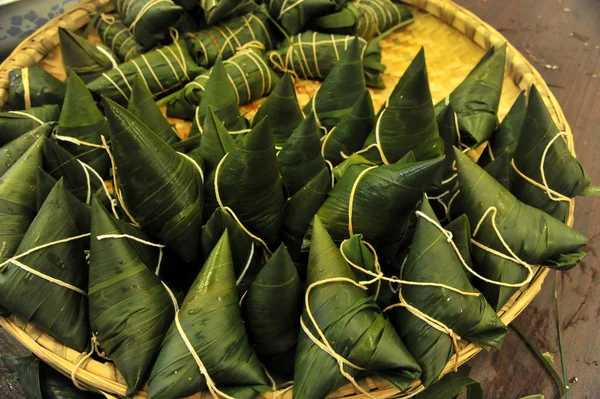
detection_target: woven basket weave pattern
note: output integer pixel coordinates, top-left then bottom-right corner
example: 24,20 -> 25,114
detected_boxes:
0,0 -> 571,397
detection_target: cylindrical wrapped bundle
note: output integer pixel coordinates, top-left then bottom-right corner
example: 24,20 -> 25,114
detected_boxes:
165,49 -> 280,119
87,38 -> 206,104
94,13 -> 143,62
112,0 -> 185,50
269,31 -> 386,88
267,0 -> 341,35
202,0 -> 259,25
312,0 -> 413,40
185,11 -> 275,68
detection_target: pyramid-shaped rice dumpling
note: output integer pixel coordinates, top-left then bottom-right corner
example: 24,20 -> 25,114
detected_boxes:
388,198 -> 506,387
304,38 -> 367,131
57,73 -> 111,177
59,28 -> 115,83
89,197 -> 175,395
147,231 -> 270,399
0,137 -> 44,264
361,48 -> 443,164
0,105 -> 59,146
195,108 -> 236,174
278,112 -> 328,196
205,116 -> 285,249
293,217 -> 421,399
252,73 -> 304,147
322,90 -> 375,166
128,77 -> 180,145
316,153 -> 443,250
454,148 -> 588,310
103,98 -> 204,262
0,123 -> 53,177
511,85 -> 597,222
244,244 -> 302,376
8,64 -> 67,110
435,45 -> 506,146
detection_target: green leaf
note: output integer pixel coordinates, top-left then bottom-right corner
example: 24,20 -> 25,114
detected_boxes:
94,15 -> 142,62
415,365 -> 482,399
57,72 -> 111,177
244,244 -> 302,376
194,107 -> 236,174
362,48 -> 443,163
127,76 -> 179,145
8,64 -> 66,110
196,56 -> 247,132
511,85 -> 591,222
293,216 -> 421,399
277,112 -> 327,195
204,116 -> 285,248
304,37 -> 367,131
267,0 -> 338,35
454,148 -> 588,310
201,208 -> 262,294
435,45 -> 506,146
388,197 -> 506,387
316,154 -> 443,251
201,0 -> 258,25
445,214 -> 475,283
59,28 -> 115,84
0,123 -> 53,177
0,105 -> 60,146
89,197 -> 175,395
484,151 -> 512,189
103,98 -> 204,262
322,90 -> 375,166
147,231 -> 269,399
252,73 -> 304,147
0,137 -> 44,263
0,179 -> 90,352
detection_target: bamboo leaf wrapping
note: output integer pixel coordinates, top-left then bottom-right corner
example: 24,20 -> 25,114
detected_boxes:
0,138 -> 43,264
316,154 -> 443,250
362,48 -> 443,164
201,0 -> 258,25
103,99 -> 204,262
282,167 -> 331,276
293,217 -> 421,399
304,37 -> 366,131
7,65 -> 66,110
445,214 -> 475,283
278,112 -> 328,195
478,90 -> 527,167
434,45 -> 506,147
252,73 -> 304,147
201,208 -> 262,294
511,85 -> 591,222
59,28 -> 116,84
165,49 -> 280,120
195,108 -> 236,173
94,13 -> 143,62
270,31 -> 386,88
195,56 -> 247,132
484,152 -> 511,190
57,73 -> 111,177
147,231 -> 270,399
0,105 -> 60,146
454,148 -> 588,310
36,169 -> 58,212
87,41 -> 205,105
42,138 -> 101,204
267,0 -> 340,35
128,77 -> 180,145
112,0 -> 185,50
89,197 -> 175,395
244,244 -> 302,376
186,11 -> 275,68
1,356 -> 104,399
322,90 -> 375,166
205,117 -> 285,248
388,198 -> 506,387
312,0 -> 413,40
0,123 -> 53,177
0,180 -> 90,352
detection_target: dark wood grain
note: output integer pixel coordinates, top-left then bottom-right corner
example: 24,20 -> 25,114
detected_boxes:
0,1 -> 599,398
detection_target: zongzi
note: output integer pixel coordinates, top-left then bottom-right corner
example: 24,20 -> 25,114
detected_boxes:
94,13 -> 143,62
59,28 -> 116,84
7,65 -> 66,110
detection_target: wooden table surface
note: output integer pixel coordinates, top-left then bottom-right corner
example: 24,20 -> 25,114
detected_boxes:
1,0 -> 599,398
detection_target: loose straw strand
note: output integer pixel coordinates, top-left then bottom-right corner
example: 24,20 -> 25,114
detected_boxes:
22,67 -> 31,110
348,166 -> 378,236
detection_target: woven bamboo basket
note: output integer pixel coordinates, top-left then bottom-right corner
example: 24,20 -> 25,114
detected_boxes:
0,0 -> 575,398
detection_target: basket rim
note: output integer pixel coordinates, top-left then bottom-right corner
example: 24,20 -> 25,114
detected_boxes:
0,0 -> 572,398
